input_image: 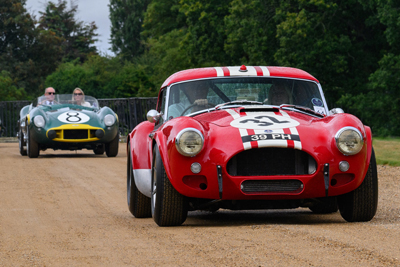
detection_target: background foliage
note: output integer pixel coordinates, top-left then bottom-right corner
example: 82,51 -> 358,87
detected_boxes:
1,0 -> 400,136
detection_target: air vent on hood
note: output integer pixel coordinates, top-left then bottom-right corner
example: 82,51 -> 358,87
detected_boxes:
240,107 -> 279,113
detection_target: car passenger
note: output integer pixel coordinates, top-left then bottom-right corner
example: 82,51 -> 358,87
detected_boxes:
268,81 -> 292,105
72,88 -> 91,107
293,82 -> 311,107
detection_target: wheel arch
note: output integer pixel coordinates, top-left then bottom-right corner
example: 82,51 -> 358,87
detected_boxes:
362,125 -> 374,181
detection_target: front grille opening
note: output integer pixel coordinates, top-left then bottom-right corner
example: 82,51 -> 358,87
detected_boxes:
241,180 -> 303,193
89,129 -> 97,138
63,130 -> 88,140
227,147 -> 316,176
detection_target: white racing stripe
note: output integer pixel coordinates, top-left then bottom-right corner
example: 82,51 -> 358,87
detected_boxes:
225,109 -> 241,119
227,66 -> 258,76
280,110 -> 302,150
214,67 -> 224,77
260,66 -> 270,76
225,109 -> 303,150
214,66 -> 270,77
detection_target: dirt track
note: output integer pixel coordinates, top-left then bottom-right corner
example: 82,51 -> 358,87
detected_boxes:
0,142 -> 399,266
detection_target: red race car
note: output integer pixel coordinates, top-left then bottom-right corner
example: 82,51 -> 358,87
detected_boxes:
127,65 -> 378,226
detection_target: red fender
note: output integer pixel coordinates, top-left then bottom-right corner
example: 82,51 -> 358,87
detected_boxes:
128,121 -> 155,170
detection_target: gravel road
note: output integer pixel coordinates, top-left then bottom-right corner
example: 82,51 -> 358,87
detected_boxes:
0,143 -> 399,266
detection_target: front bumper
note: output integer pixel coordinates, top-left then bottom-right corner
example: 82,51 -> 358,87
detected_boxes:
165,147 -> 367,201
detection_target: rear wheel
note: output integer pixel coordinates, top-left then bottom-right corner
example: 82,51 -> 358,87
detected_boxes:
151,145 -> 188,226
127,144 -> 151,218
338,148 -> 378,222
105,133 -> 119,157
27,125 -> 39,158
19,128 -> 27,156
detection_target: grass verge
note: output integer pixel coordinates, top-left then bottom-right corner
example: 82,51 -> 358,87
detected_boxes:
373,137 -> 400,166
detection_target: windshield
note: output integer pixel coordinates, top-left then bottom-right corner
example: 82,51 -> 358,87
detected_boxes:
167,77 -> 325,119
34,94 -> 99,109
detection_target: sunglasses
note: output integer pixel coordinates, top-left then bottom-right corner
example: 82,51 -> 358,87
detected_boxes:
74,93 -> 83,96
47,92 -> 56,95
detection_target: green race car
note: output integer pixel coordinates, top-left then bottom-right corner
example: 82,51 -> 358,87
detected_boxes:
18,94 -> 119,158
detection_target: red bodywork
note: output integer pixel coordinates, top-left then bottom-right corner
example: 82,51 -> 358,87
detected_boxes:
128,66 -> 372,202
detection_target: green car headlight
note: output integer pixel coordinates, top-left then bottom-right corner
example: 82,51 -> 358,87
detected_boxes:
335,127 -> 364,155
175,128 -> 204,157
34,115 -> 45,128
104,114 -> 116,126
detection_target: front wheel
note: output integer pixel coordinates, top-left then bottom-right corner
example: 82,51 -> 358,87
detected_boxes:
93,144 -> 105,155
127,144 -> 151,218
105,133 -> 119,157
27,125 -> 39,158
151,145 -> 188,226
338,148 -> 378,222
19,128 -> 27,156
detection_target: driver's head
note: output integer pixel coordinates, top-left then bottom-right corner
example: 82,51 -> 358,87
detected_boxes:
269,81 -> 290,105
44,87 -> 56,100
294,83 -> 308,105
185,81 -> 209,103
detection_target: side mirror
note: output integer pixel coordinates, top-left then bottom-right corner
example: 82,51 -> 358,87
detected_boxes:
329,108 -> 344,115
147,109 -> 161,123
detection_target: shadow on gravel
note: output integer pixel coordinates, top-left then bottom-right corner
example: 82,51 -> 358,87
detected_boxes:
183,209 -> 345,227
38,153 -> 107,158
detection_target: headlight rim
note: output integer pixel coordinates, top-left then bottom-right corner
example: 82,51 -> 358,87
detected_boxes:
33,115 -> 45,128
104,114 -> 116,126
175,128 -> 204,157
335,126 -> 364,155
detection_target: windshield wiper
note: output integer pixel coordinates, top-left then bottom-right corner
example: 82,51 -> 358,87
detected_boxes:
280,104 -> 324,117
215,100 -> 264,110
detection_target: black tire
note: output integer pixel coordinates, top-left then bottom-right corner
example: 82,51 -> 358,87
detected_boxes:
338,148 -> 378,222
127,144 -> 151,218
27,125 -> 39,158
309,197 -> 338,214
93,144 -> 105,155
19,128 -> 27,156
105,133 -> 119,157
151,145 -> 188,226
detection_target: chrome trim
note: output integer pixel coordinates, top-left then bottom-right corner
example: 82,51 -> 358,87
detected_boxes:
175,128 -> 204,157
133,169 -> 152,198
335,127 -> 364,155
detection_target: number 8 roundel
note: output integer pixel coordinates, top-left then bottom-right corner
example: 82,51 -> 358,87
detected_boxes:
57,111 -> 90,123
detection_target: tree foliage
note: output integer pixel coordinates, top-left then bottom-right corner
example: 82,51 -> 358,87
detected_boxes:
2,0 -> 400,136
109,0 -> 151,60
338,0 -> 400,135
38,0 -> 98,62
0,71 -> 27,100
126,0 -> 398,135
0,0 -> 48,97
45,55 -> 156,98
0,0 -> 99,99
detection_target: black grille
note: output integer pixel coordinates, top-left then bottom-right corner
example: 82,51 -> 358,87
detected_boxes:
64,130 -> 88,139
227,147 -> 316,176
241,180 -> 303,193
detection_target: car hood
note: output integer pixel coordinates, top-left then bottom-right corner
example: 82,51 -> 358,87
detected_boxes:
42,107 -> 101,128
191,106 -> 333,152
194,107 -> 317,128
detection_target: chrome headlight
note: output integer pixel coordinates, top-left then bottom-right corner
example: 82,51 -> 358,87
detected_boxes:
335,127 -> 364,155
104,114 -> 116,126
33,115 -> 45,128
175,128 -> 204,157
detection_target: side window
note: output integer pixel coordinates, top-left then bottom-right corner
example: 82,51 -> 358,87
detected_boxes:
167,85 -> 191,120
156,89 -> 166,126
